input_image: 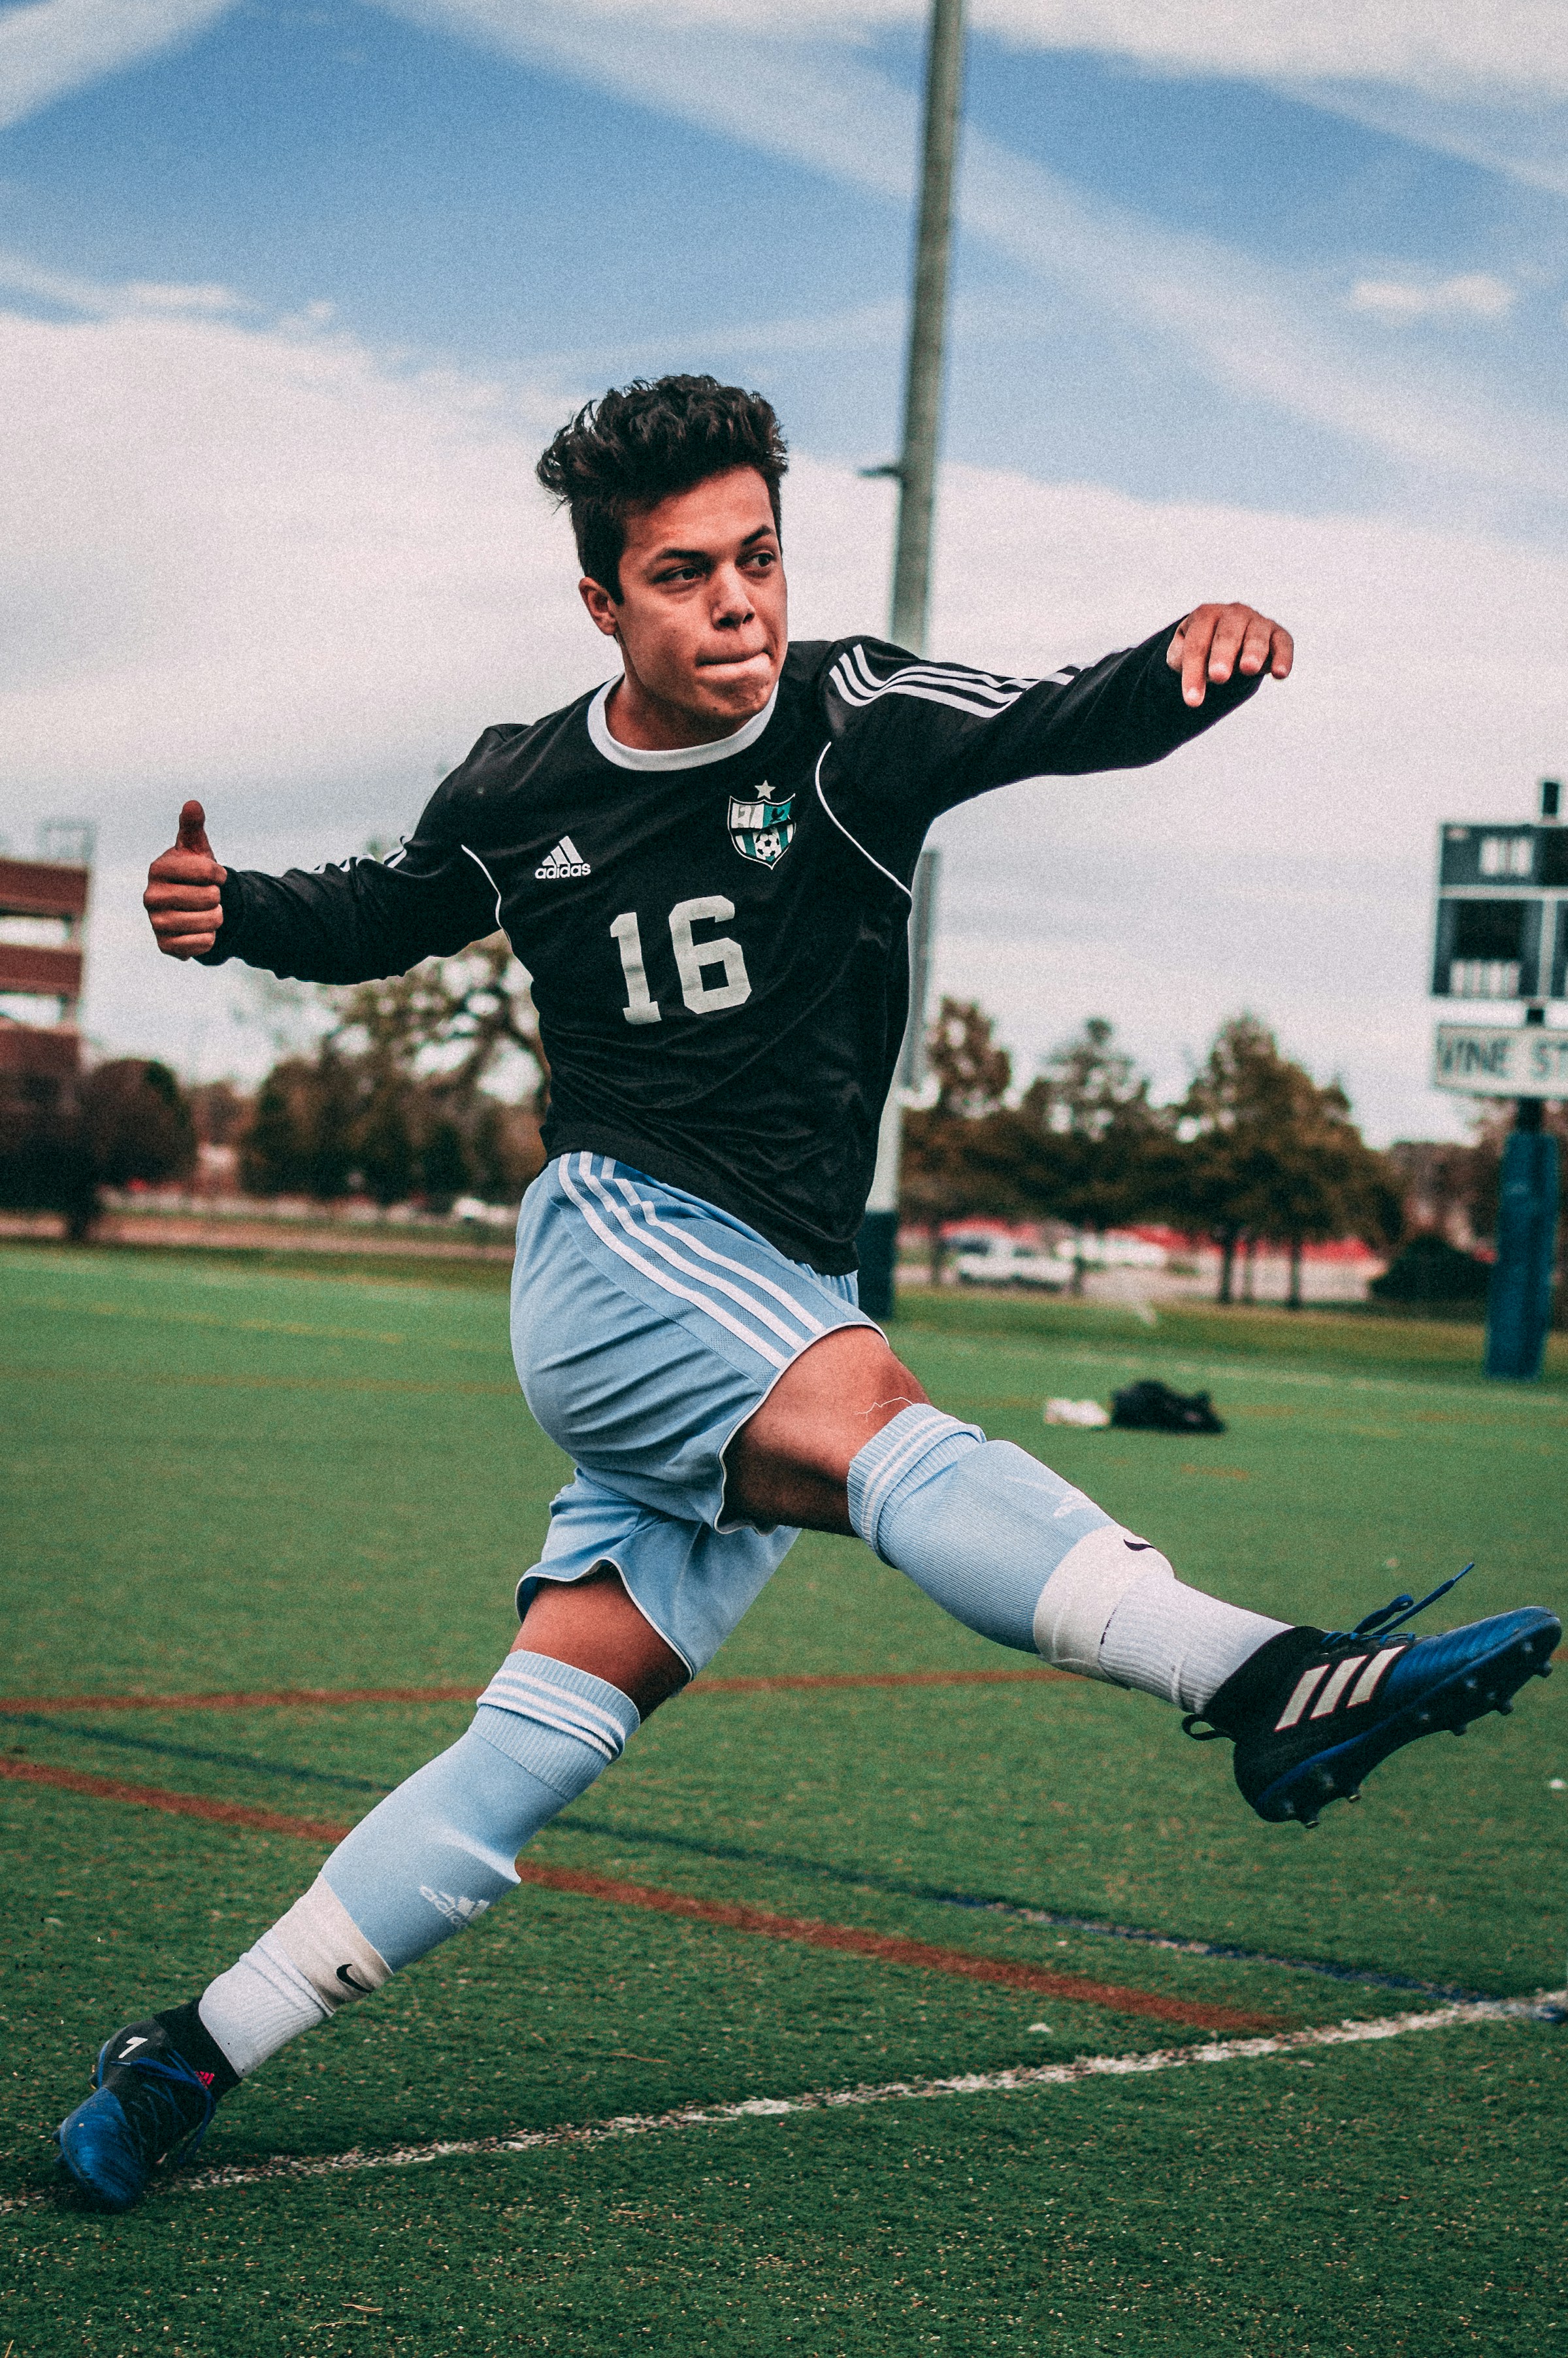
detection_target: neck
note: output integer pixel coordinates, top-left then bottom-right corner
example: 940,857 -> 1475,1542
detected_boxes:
604,668 -> 762,753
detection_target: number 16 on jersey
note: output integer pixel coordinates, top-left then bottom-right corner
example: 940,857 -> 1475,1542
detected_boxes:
611,901 -> 753,1025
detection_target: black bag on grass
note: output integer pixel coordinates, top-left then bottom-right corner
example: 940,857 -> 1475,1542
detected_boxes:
1110,1379 -> 1226,1435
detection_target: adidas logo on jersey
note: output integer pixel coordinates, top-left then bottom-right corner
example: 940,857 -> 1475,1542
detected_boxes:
536,836 -> 591,879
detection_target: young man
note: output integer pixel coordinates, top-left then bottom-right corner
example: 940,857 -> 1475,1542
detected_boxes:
61,375 -> 1557,2210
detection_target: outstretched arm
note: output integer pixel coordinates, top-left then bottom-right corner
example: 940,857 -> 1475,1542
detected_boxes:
819,602 -> 1294,883
142,791 -> 500,986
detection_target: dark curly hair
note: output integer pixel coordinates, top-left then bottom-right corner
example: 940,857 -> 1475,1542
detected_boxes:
536,374 -> 788,600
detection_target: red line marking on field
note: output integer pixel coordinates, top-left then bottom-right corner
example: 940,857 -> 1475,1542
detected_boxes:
696,1667 -> 1075,1696
511,1863 -> 1277,2033
1,1667 -> 1073,1714
0,1758 -> 348,1841
0,1758 -> 1273,2033
0,1684 -> 482,1714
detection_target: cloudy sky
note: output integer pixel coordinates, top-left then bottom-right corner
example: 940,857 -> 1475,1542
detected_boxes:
3,0 -> 1567,1137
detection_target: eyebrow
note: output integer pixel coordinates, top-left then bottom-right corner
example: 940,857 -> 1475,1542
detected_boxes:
649,525 -> 777,564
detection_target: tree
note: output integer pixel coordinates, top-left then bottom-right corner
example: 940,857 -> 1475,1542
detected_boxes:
1016,1018 -> 1168,1289
925,996 -> 1012,1118
899,999 -> 1022,1281
328,935 -> 549,1112
0,1057 -> 197,1239
1175,1016 -> 1399,1307
239,936 -> 549,1209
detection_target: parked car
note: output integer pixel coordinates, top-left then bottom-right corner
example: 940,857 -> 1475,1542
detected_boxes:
951,1234 -> 1076,1290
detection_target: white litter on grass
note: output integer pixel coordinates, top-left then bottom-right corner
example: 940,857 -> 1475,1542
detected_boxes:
1044,1398 -> 1111,1428
14,1995 -> 1560,2214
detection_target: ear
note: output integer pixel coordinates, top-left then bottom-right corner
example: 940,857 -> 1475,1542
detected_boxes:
579,576 -> 621,638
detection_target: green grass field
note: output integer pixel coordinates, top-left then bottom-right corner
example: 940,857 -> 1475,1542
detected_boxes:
3,1243 -> 1565,2355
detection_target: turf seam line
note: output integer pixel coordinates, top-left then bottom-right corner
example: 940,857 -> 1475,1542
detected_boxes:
550,1816 -> 1503,2005
13,1999 -> 1552,2214
0,1759 -> 1273,2031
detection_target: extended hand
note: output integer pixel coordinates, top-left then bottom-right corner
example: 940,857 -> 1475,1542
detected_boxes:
143,800 -> 227,960
1167,604 -> 1293,708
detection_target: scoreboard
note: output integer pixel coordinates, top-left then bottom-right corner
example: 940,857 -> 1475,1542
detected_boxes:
1431,799 -> 1567,1002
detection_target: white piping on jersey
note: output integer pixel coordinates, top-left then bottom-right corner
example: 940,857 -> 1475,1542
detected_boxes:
460,843 -> 504,926
581,1157 -> 823,1352
605,1166 -> 828,1337
587,680 -> 779,771
557,1154 -> 787,1367
812,742 -> 911,902
837,641 -> 1039,709
828,642 -> 1075,722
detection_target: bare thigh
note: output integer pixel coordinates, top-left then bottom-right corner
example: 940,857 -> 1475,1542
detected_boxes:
511,1333 -> 925,1713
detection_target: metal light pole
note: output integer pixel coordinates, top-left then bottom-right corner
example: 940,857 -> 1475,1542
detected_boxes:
855,0 -> 968,1320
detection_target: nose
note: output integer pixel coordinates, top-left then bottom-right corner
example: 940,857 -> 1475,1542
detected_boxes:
711,564 -> 756,628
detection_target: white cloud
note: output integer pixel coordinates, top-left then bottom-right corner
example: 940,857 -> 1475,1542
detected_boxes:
5,294 -> 1566,1141
378,3 -> 1567,516
0,247 -> 250,316
1348,274 -> 1516,323
391,0 -> 1568,101
0,0 -> 235,129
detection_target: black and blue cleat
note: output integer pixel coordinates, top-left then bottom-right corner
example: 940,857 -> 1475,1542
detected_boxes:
57,2015 -> 225,2212
1186,1569 -> 1560,1827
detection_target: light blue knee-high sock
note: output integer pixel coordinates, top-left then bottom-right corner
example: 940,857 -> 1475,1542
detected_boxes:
197,1652 -> 638,2076
847,1405 -> 1284,1707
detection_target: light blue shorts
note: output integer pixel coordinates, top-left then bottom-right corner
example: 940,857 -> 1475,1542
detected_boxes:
509,1153 -> 877,1674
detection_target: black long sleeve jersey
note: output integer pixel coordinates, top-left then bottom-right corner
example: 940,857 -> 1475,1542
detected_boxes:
204,624 -> 1261,1271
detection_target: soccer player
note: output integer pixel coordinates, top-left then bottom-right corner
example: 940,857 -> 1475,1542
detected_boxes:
60,376 -> 1558,2210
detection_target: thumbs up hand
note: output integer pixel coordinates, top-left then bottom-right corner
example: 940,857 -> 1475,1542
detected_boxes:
143,799 -> 228,959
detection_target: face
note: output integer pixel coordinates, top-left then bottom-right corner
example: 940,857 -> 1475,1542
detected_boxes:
580,467 -> 787,737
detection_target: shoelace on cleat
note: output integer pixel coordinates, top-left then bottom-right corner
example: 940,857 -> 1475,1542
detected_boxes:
1318,1562 -> 1473,1650
1183,1562 -> 1477,1741
96,2047 -> 217,2172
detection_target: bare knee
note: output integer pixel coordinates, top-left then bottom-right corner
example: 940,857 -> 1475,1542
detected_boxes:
514,1564 -> 689,1717
726,1326 -> 930,1534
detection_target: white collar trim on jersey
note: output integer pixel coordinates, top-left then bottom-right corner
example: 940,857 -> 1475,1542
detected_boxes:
586,678 -> 779,771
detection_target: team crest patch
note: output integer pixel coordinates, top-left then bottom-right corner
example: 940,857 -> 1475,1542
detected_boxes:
728,789 -> 796,868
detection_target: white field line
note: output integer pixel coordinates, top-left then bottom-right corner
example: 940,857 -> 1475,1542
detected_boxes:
14,1995 -> 1561,2213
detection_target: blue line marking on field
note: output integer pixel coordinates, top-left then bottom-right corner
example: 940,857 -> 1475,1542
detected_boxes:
0,1711 -> 389,1794
0,1710 -> 1501,2004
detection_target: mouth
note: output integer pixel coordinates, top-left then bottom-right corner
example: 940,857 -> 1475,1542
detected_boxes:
696,648 -> 772,674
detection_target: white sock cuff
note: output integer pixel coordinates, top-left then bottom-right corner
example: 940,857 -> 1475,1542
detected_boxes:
1032,1528 -> 1173,1677
476,1650 -> 640,1765
270,1873 -> 393,2011
847,1405 -> 985,1562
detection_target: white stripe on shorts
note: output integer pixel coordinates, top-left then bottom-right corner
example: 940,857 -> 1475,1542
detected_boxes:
577,1157 -> 826,1354
605,1168 -> 828,1337
557,1154 -> 790,1367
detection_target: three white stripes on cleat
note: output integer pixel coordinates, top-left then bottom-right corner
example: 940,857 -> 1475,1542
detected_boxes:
1274,1648 -> 1403,1731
